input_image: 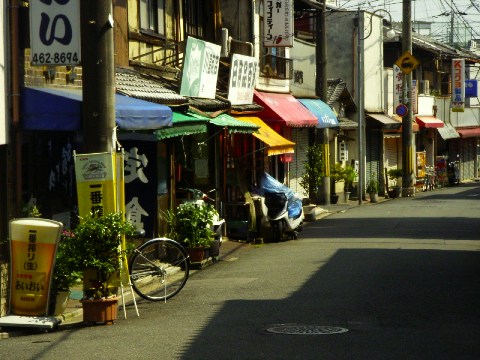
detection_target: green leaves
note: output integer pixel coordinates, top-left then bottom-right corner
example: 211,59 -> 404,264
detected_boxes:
163,202 -> 215,248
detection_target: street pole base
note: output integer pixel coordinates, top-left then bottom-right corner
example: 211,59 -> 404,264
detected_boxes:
401,186 -> 415,197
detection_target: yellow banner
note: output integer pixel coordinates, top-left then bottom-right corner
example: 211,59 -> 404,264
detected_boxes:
9,218 -> 62,316
74,152 -> 117,218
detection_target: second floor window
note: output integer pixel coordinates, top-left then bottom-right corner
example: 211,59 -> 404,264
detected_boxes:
140,0 -> 165,36
184,0 -> 205,39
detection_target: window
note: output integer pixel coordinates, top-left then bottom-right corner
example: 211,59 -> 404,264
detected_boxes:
184,0 -> 205,38
140,0 -> 165,36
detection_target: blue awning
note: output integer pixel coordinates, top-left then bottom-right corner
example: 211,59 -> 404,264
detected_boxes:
21,87 -> 173,131
298,99 -> 339,128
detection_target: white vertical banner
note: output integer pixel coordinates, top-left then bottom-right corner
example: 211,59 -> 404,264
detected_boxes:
452,59 -> 465,112
180,37 -> 221,99
29,0 -> 81,65
411,80 -> 418,115
263,0 -> 293,47
228,54 -> 258,105
393,65 -> 403,110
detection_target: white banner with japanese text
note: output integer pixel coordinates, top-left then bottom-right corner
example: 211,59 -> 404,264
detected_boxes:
180,37 -> 221,99
29,0 -> 81,65
451,59 -> 465,112
263,0 -> 293,47
228,54 -> 258,105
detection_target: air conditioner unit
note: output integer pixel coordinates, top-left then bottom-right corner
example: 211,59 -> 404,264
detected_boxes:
419,80 -> 430,95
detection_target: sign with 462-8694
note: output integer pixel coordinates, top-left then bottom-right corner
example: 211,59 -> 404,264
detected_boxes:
29,0 -> 81,66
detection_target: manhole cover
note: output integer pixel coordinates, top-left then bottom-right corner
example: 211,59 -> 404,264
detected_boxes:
266,324 -> 348,335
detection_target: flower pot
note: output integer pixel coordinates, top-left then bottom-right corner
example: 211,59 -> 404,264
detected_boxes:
331,194 -> 339,204
343,191 -> 351,203
187,247 -> 205,263
369,192 -> 378,203
53,291 -> 70,316
81,297 -> 118,325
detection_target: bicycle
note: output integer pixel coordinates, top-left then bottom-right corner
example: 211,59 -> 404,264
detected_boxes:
422,166 -> 436,191
128,237 -> 190,302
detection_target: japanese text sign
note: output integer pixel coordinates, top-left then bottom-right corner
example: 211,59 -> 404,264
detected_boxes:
180,37 -> 221,99
29,0 -> 81,65
228,54 -> 258,105
393,65 -> 403,110
451,59 -> 465,112
263,0 -> 293,47
9,218 -> 62,316
74,152 -> 117,218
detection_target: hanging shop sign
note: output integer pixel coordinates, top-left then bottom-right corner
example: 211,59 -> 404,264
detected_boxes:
73,151 -> 117,218
9,218 -> 63,316
228,54 -> 258,105
263,0 -> 294,47
29,0 -> 81,65
393,65 -> 403,110
180,37 -> 221,99
451,59 -> 465,112
465,79 -> 478,98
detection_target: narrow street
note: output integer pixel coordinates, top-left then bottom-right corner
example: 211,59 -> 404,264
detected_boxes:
2,183 -> 480,360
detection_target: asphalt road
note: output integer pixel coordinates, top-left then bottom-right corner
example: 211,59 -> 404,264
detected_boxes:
2,182 -> 480,360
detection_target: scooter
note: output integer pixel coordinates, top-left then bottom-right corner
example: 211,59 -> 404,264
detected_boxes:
255,173 -> 304,242
180,187 -> 225,260
447,160 -> 460,186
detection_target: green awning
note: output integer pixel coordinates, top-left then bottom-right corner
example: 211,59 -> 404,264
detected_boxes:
155,111 -> 208,140
209,113 -> 259,134
156,123 -> 207,140
155,111 -> 259,140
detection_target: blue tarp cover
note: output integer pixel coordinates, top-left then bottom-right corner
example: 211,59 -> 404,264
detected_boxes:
21,87 -> 173,131
260,172 -> 302,218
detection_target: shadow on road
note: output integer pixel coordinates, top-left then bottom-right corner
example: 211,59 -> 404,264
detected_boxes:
178,248 -> 480,359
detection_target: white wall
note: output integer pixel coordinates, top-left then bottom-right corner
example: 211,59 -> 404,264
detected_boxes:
363,14 -> 385,113
290,38 -> 316,97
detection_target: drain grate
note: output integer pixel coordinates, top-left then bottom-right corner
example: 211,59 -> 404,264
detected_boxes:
266,324 -> 348,335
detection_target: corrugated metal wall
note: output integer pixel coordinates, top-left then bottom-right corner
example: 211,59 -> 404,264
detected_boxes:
289,129 -> 310,197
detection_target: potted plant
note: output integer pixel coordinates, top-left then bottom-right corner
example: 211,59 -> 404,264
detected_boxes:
49,229 -> 82,316
330,163 -> 344,204
366,173 -> 380,203
70,212 -> 136,324
387,168 -> 403,198
300,143 -> 324,204
163,202 -> 215,263
342,165 -> 357,202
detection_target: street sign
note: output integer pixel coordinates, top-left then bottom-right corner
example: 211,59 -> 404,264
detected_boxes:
396,104 -> 408,117
395,51 -> 420,75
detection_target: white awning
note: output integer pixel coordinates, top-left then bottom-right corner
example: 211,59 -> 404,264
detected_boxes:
437,123 -> 460,140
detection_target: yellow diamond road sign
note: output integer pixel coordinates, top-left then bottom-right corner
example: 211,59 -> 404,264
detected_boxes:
395,51 -> 420,74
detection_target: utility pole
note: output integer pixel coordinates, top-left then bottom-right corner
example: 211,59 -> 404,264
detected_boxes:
80,1 -> 116,153
356,10 -> 365,205
402,0 -> 415,196
316,0 -> 330,205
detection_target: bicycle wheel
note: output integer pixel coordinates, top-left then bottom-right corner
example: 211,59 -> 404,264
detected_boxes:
129,238 -> 189,301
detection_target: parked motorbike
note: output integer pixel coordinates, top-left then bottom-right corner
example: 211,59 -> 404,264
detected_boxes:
254,173 -> 304,242
447,160 -> 460,186
179,187 -> 225,260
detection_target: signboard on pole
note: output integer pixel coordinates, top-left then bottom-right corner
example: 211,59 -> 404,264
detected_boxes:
228,54 -> 258,105
393,65 -> 403,110
29,0 -> 81,65
394,51 -> 420,75
180,37 -> 221,99
452,59 -> 465,112
73,152 -> 117,218
263,0 -> 294,47
9,218 -> 62,316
